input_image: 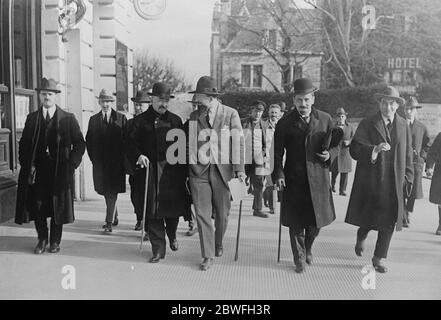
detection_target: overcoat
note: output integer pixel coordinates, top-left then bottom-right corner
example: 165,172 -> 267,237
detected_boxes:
345,112 -> 414,231
427,133 -> 441,204
408,120 -> 430,199
86,109 -> 127,195
126,106 -> 190,220
15,106 -> 85,225
330,122 -> 355,173
272,107 -> 337,229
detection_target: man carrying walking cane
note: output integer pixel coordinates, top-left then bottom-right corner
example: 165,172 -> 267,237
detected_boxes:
126,82 -> 190,262
272,78 -> 341,273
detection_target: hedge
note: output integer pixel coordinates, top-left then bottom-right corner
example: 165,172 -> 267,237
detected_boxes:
219,82 -> 441,119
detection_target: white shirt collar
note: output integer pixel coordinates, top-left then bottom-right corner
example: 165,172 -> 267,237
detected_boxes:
102,109 -> 112,121
381,114 -> 394,125
43,105 -> 56,119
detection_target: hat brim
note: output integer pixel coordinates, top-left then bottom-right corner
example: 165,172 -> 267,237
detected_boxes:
131,98 -> 150,103
36,88 -> 61,93
148,93 -> 175,99
374,93 -> 405,105
405,105 -> 423,109
188,90 -> 221,96
293,87 -> 319,95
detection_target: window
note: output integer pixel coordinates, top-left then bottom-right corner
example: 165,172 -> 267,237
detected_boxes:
13,0 -> 31,89
253,65 -> 262,88
293,65 -> 303,80
0,94 -> 5,129
268,30 -> 277,49
241,65 -> 251,87
116,40 -> 128,112
241,65 -> 263,88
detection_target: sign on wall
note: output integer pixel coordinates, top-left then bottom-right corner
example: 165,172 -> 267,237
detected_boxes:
417,103 -> 441,140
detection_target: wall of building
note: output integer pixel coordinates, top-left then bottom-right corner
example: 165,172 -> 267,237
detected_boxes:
221,53 -> 321,91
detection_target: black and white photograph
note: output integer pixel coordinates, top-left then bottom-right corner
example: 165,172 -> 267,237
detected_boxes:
0,0 -> 441,304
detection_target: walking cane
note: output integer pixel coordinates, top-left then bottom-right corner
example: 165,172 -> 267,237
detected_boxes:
276,186 -> 283,263
234,199 -> 243,261
139,160 -> 150,252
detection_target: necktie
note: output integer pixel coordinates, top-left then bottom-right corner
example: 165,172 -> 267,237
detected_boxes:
103,113 -> 108,125
206,110 -> 212,128
387,119 -> 392,133
45,111 -> 50,124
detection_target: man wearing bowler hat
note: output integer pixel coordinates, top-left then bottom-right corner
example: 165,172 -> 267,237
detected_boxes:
127,82 -> 190,263
187,76 -> 246,271
86,89 -> 127,233
127,90 -> 151,232
345,86 -> 414,273
242,100 -> 269,218
15,78 -> 85,254
273,78 -> 341,273
330,108 -> 355,196
402,96 -> 430,227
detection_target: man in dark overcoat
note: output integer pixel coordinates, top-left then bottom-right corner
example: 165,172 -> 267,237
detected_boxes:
273,78 -> 340,274
330,108 -> 355,196
126,82 -> 190,263
86,89 -> 127,232
15,78 -> 85,254
426,133 -> 441,235
126,90 -> 150,232
402,96 -> 430,227
345,86 -> 414,273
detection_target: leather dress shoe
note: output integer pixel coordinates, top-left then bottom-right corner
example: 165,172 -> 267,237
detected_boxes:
355,237 -> 365,257
149,253 -> 165,263
339,191 -> 347,196
331,186 -> 336,193
170,239 -> 179,251
295,263 -> 305,274
215,246 -> 223,257
253,210 -> 268,218
134,221 -> 142,231
436,225 -> 441,235
112,217 -> 119,226
306,253 -> 313,265
200,258 -> 213,271
34,240 -> 47,254
269,209 -> 275,214
49,243 -> 60,253
372,257 -> 388,273
104,222 -> 112,233
186,227 -> 198,236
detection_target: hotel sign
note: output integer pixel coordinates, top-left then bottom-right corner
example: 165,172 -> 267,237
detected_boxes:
387,57 -> 422,70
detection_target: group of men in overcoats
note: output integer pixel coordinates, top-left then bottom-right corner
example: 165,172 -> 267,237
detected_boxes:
15,74 -> 435,275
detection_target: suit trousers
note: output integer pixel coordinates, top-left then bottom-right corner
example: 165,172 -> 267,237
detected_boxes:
331,171 -> 348,193
104,192 -> 118,223
263,186 -> 274,210
357,226 -> 394,259
190,164 -> 231,259
35,215 -> 63,244
148,218 -> 179,256
289,226 -> 320,266
249,172 -> 265,212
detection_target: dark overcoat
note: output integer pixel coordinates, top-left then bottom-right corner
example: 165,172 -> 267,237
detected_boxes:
126,107 -> 190,220
408,120 -> 430,199
86,109 -> 127,195
427,133 -> 441,204
345,112 -> 414,231
15,106 -> 85,225
272,108 -> 337,229
330,122 -> 355,173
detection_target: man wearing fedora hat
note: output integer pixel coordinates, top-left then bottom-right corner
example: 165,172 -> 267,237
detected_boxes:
126,89 -> 151,232
242,100 -> 269,218
127,82 -> 190,263
330,107 -> 355,196
86,89 -> 128,233
15,78 -> 86,254
402,96 -> 430,227
345,86 -> 414,273
187,76 -> 246,271
273,78 -> 339,273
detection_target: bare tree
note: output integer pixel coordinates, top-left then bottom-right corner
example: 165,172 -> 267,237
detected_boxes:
227,0 -> 322,93
133,49 -> 191,93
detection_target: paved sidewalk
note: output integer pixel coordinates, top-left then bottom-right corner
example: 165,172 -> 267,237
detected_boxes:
1,178 -> 440,300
